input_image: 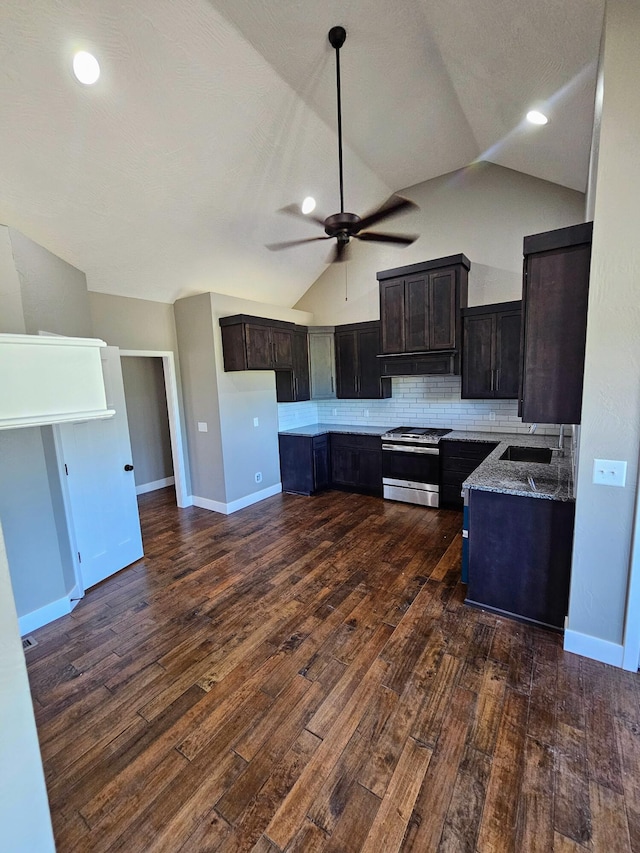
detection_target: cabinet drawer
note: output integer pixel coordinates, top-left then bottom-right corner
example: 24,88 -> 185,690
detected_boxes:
440,440 -> 497,461
330,433 -> 382,452
441,457 -> 486,476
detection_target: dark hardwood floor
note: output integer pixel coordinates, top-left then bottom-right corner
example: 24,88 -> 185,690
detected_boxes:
26,487 -> 639,852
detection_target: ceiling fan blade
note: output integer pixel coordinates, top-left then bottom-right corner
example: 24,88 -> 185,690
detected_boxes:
278,204 -> 327,229
357,195 -> 418,231
266,236 -> 332,251
356,231 -> 418,245
328,239 -> 350,263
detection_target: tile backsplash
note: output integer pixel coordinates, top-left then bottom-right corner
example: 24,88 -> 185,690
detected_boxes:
277,375 -> 560,435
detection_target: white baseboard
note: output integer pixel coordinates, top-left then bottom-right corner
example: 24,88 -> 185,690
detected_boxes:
19,592 -> 73,636
564,628 -> 624,668
136,476 -> 175,495
191,483 -> 282,516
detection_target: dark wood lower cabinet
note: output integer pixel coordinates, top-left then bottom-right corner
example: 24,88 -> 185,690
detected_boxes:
466,489 -> 575,630
329,433 -> 383,495
278,434 -> 329,496
279,432 -> 382,496
439,439 -> 498,510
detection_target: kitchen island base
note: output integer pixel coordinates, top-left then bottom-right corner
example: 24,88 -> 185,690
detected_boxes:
465,489 -> 575,631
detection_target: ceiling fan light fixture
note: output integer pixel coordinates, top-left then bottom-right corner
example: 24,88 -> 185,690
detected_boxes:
526,109 -> 548,126
266,26 -> 420,263
301,196 -> 316,214
73,51 -> 100,85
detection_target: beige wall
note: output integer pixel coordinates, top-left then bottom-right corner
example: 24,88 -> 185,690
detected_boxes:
89,292 -> 178,352
0,522 -> 55,852
10,228 -> 92,337
174,292 -> 313,508
568,0 -> 640,645
210,294 -> 313,505
0,226 -> 25,333
294,162 -> 585,324
0,227 -> 91,620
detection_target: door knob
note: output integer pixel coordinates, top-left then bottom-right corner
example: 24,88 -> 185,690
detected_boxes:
124,464 -> 134,471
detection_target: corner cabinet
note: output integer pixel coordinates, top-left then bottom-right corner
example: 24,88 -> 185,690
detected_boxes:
279,433 -> 329,495
519,222 -> 592,424
335,321 -> 391,400
377,254 -> 469,374
219,315 -> 310,403
461,301 -> 521,399
220,315 -> 293,370
308,326 -> 336,399
439,439 -> 498,510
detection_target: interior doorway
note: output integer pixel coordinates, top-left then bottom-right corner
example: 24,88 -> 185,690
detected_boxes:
119,350 -> 189,508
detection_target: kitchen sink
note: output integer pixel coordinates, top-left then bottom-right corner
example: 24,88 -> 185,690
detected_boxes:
499,445 -> 553,464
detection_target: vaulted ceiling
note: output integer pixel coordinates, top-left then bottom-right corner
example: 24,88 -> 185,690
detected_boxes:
0,0 -> 604,308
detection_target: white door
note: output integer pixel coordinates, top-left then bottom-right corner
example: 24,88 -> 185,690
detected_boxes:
57,346 -> 143,591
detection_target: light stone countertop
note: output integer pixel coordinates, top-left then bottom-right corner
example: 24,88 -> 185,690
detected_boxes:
278,423 -> 392,438
278,424 -> 574,502
444,431 -> 574,502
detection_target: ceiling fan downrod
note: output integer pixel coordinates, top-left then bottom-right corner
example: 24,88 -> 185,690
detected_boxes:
265,25 -> 418,263
328,26 -> 347,216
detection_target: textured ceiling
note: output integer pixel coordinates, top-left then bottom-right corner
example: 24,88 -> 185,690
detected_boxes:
0,0 -> 604,308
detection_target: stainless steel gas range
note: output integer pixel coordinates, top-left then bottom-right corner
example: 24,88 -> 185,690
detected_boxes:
381,426 -> 452,507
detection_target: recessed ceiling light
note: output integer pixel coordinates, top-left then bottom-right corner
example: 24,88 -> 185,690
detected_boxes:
301,196 -> 316,214
526,110 -> 548,126
73,51 -> 100,85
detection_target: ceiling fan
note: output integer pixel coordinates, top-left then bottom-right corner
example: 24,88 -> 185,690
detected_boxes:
267,25 -> 419,263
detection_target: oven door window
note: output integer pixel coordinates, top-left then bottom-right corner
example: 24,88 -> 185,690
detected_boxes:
382,447 -> 439,484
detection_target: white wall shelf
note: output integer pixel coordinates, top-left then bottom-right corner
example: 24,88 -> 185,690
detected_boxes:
0,333 -> 114,429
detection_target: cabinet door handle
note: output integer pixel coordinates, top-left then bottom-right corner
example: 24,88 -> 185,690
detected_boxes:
495,368 -> 501,390
331,375 -> 334,393
490,369 -> 495,391
294,376 -> 298,398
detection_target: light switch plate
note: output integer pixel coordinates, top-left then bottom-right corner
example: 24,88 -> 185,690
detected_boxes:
253,417 -> 259,427
593,458 -> 627,487
197,422 -> 208,432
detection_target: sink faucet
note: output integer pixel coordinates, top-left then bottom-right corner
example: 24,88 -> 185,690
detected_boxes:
557,424 -> 565,455
528,423 -> 537,434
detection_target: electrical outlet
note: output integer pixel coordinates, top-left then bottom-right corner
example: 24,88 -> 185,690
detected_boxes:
489,411 -> 496,421
255,472 -> 262,484
253,417 -> 259,427
332,408 -> 337,417
593,459 -> 627,487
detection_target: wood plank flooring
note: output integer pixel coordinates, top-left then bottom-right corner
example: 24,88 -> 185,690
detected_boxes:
25,487 -> 640,852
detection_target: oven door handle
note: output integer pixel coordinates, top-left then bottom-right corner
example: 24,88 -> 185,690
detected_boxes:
382,444 -> 439,455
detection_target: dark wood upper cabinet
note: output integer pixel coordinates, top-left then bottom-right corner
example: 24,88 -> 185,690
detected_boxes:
275,326 -> 310,403
335,321 -> 391,400
220,315 -> 309,402
335,327 -> 358,398
519,222 -> 592,424
220,315 -> 294,371
462,301 -> 521,399
378,255 -> 469,373
379,278 -> 405,353
429,269 -> 457,350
